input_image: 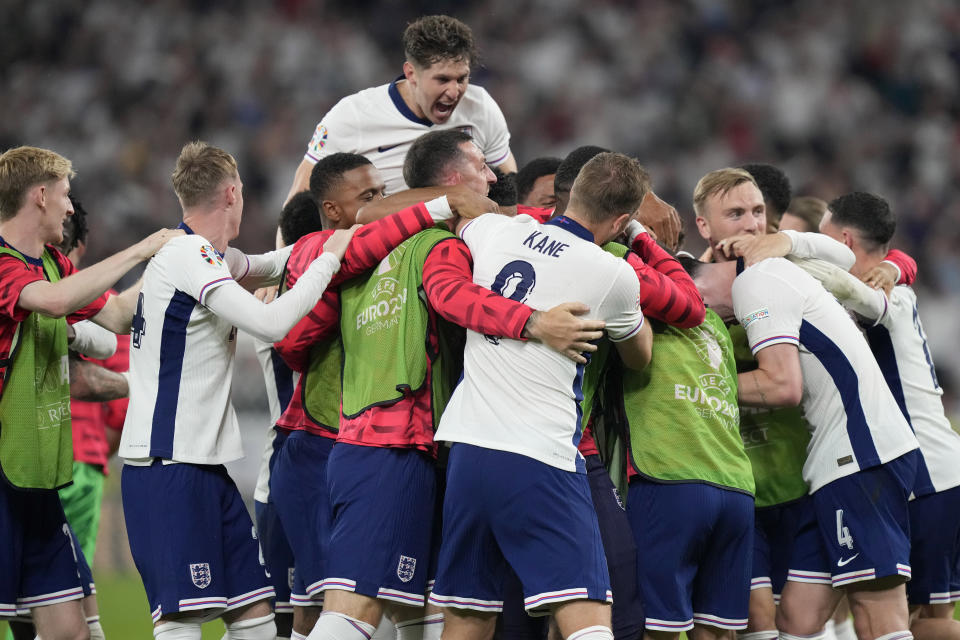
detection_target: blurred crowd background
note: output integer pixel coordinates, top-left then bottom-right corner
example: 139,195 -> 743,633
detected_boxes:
3,0 -> 959,412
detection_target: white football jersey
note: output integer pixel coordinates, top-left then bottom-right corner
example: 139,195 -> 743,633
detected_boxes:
864,286 -> 960,495
252,338 -> 299,504
733,258 -> 918,492
303,79 -> 511,194
120,232 -> 245,465
435,214 -> 645,473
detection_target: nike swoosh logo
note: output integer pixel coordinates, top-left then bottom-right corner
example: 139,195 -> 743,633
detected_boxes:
377,143 -> 402,153
837,553 -> 859,567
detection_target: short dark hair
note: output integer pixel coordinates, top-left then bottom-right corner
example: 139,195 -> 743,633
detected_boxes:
568,152 -> 650,223
403,130 -> 473,189
280,191 -> 324,246
516,157 -> 562,203
309,153 -> 372,202
59,193 -> 90,255
403,15 -> 477,68
827,192 -> 896,250
555,146 -> 610,195
487,167 -> 517,207
740,163 -> 792,219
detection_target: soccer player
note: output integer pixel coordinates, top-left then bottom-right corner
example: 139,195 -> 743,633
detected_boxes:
690,249 -> 921,640
285,15 -> 515,202
740,163 -> 792,234
429,152 -> 654,640
552,146 -> 610,216
0,145 -> 179,640
779,196 -> 827,234
814,193 -> 960,640
517,156 -> 562,209
119,142 -> 359,640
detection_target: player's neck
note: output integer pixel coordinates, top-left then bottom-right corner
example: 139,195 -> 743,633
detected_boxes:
182,211 -> 231,254
0,210 -> 47,258
850,251 -> 885,279
394,79 -> 427,120
560,209 -> 607,245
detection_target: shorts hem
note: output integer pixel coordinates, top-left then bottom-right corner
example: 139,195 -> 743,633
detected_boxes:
290,592 -> 324,607
377,587 -> 425,607
645,618 -> 694,632
832,564 -> 910,587
524,588 -> 612,612
787,570 -> 832,585
693,613 -> 749,630
275,602 -> 294,613
926,591 -> 960,605
17,586 -> 85,609
226,586 -> 275,610
427,593 -> 503,612
750,577 -> 772,590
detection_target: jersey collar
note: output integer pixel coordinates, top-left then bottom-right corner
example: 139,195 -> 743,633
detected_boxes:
736,256 -> 746,275
389,76 -> 433,127
0,236 -> 44,266
545,216 -> 594,243
177,221 -> 195,235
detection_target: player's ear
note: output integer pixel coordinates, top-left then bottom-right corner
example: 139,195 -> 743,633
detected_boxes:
695,215 -> 711,241
403,61 -> 417,84
322,200 -> 342,225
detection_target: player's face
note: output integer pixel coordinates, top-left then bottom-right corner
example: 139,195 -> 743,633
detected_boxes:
39,177 -> 74,245
454,141 -> 496,196
331,165 -> 387,227
817,208 -> 844,242
696,181 -> 766,254
408,58 -> 471,124
523,174 -> 558,209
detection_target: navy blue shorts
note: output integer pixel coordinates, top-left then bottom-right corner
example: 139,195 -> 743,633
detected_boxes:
254,499 -> 294,614
586,455 -> 643,640
122,462 -> 274,622
270,430 -> 334,605
322,443 -> 439,607
809,452 -> 916,587
430,444 -> 610,615
70,524 -> 95,598
626,477 -> 753,632
0,481 -> 85,617
752,498 -> 810,596
907,483 -> 960,605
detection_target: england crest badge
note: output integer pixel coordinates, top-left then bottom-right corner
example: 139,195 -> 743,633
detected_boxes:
190,563 -> 212,589
397,555 -> 416,583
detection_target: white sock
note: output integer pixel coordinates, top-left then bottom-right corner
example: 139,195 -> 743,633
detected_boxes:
307,612 -> 377,640
291,632 -> 308,640
874,632 -> 913,640
224,613 -> 276,640
834,619 -> 856,640
566,625 -> 614,640
154,619 -> 203,640
780,633 -> 826,640
739,632 -> 779,640
87,615 -> 106,640
394,613 -> 442,640
372,614 -> 397,640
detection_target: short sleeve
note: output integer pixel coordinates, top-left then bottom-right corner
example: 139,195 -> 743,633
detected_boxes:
166,237 -> 235,305
0,254 -> 45,322
599,261 -> 645,342
303,99 -> 357,163
459,213 -> 510,256
732,266 -> 802,354
476,87 -> 511,166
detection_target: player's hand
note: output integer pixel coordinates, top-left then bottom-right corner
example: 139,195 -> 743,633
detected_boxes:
523,302 -> 606,364
636,192 -> 681,252
860,262 -> 898,296
137,228 -> 186,259
446,185 -> 499,220
254,285 -> 278,303
322,225 -> 360,260
716,232 -> 790,265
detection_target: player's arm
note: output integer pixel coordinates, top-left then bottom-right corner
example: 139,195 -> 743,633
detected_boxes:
69,356 -> 128,402
204,229 -> 354,344
224,245 -> 294,292
284,158 -> 314,207
273,291 -> 341,372
494,151 -> 518,174
601,264 -> 653,370
67,319 -> 117,359
737,343 -> 802,407
613,319 -> 653,371
790,257 -> 888,324
356,185 -> 497,225
421,238 -> 604,363
88,276 -> 145,334
860,248 -> 917,295
17,228 -> 180,318
717,231 -> 855,270
625,226 -> 705,328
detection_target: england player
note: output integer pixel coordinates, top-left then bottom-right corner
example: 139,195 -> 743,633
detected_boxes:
779,197 -> 827,234
118,142 -> 359,640
0,146 -> 179,640
740,163 -> 792,234
814,193 -> 960,640
690,250 -> 921,640
517,156 -> 562,209
430,152 -> 654,640
285,15 -> 515,202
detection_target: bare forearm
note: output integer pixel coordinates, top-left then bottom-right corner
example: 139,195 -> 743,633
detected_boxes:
737,368 -> 800,407
69,358 -> 128,402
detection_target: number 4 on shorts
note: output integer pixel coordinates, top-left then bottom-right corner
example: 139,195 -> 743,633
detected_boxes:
835,508 -> 854,550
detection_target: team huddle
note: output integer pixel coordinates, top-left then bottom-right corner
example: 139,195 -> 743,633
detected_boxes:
0,13 -> 958,640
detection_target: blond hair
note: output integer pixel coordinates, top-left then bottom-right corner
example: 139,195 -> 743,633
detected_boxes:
0,146 -> 74,221
692,168 -> 758,218
785,196 -> 828,232
568,152 -> 650,223
171,142 -> 238,208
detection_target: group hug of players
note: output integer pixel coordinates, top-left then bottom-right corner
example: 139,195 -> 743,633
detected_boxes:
0,12 -> 957,640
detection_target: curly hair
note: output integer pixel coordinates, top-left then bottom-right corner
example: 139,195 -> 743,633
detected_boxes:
403,15 -> 478,68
